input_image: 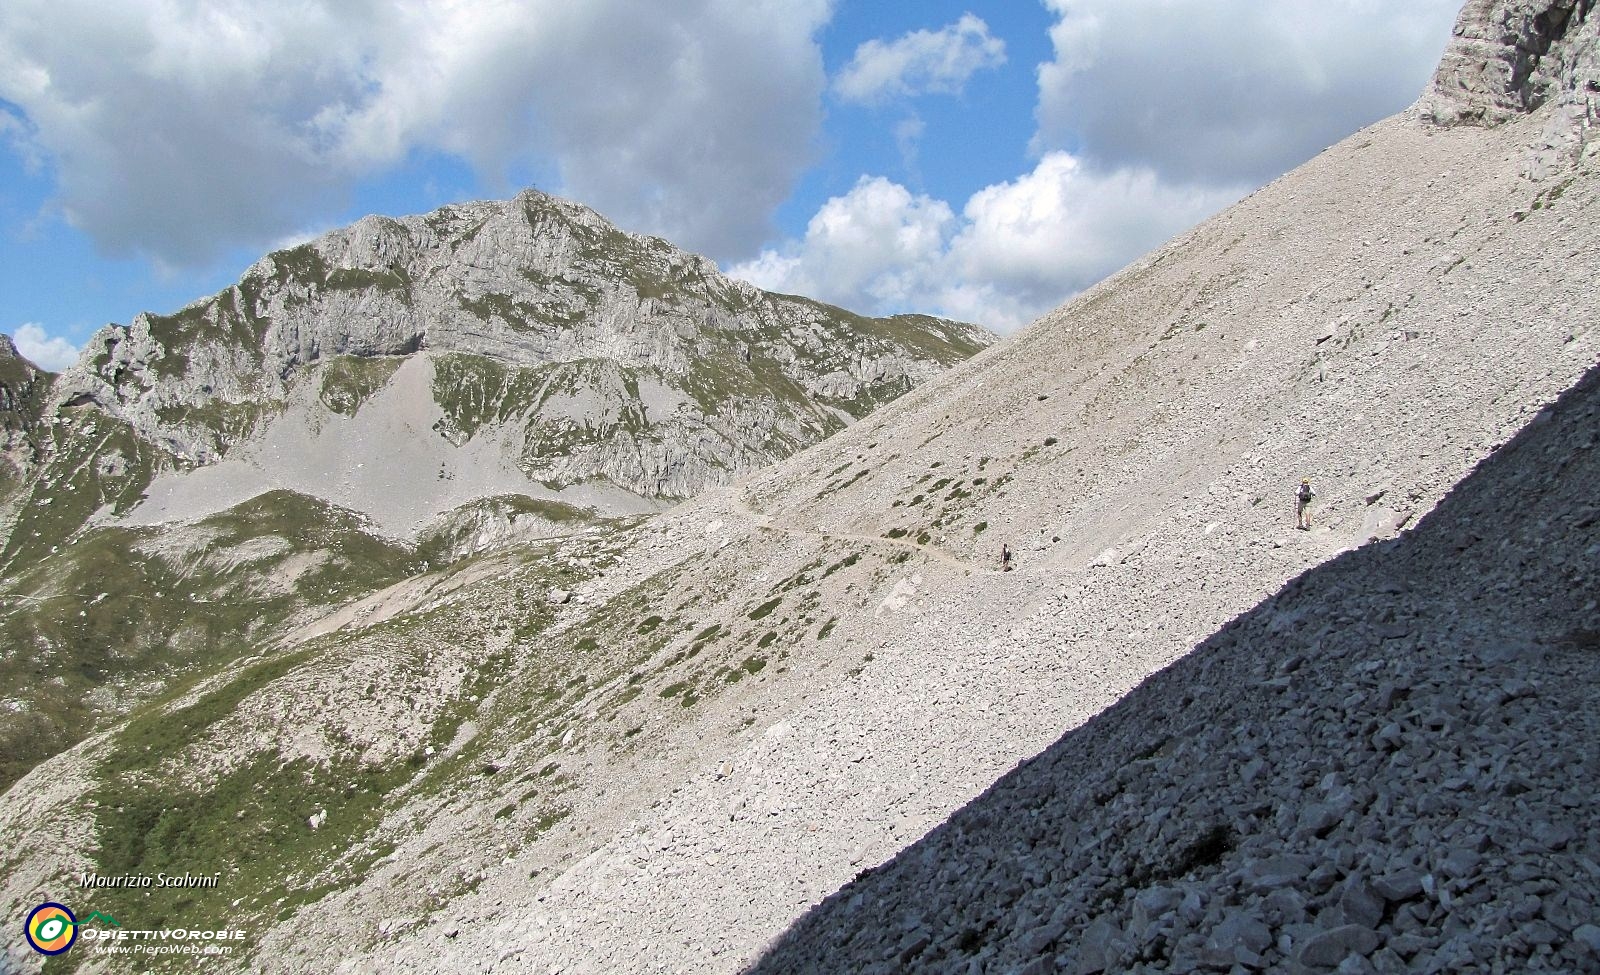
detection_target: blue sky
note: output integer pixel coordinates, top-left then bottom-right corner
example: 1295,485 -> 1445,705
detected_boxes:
0,1 -> 1462,370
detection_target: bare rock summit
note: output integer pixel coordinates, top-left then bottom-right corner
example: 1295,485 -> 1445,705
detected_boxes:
47,189 -> 990,535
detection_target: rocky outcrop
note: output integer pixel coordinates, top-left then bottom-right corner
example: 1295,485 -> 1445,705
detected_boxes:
0,336 -> 51,486
1424,0 -> 1598,172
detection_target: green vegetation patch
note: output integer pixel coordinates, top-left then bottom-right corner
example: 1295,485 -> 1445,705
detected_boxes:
1,412 -> 159,569
328,265 -> 411,296
747,597 -> 782,620
89,748 -> 415,945
431,353 -> 545,440
104,649 -> 316,776
318,355 -> 403,415
821,553 -> 861,578
431,353 -> 654,454
0,489 -> 419,792
141,286 -> 268,380
263,244 -> 332,292
458,291 -> 557,330
152,399 -> 272,448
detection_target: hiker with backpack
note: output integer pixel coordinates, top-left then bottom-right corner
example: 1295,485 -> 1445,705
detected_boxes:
1296,478 -> 1316,530
1001,544 -> 1014,572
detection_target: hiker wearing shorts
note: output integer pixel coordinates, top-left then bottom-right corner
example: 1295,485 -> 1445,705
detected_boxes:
1296,478 -> 1316,530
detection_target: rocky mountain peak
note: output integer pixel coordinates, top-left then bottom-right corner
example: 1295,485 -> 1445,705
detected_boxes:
31,189 -> 992,539
0,333 -> 44,394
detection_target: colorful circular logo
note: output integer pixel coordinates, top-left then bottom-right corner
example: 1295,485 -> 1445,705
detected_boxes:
25,902 -> 77,955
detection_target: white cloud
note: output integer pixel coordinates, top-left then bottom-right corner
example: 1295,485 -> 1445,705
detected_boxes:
266,225 -> 339,255
0,0 -> 833,267
730,154 -> 1241,332
1035,0 -> 1461,186
947,154 -> 1241,320
732,176 -> 954,310
11,323 -> 81,372
834,14 -> 1006,105
742,3 -> 1458,332
893,114 -> 926,169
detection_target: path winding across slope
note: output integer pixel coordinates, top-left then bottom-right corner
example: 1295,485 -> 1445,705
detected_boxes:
732,492 -> 985,575
731,490 -> 1364,581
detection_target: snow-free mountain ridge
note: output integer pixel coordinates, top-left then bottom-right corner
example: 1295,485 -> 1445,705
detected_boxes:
0,191 -> 987,802
47,189 -> 989,537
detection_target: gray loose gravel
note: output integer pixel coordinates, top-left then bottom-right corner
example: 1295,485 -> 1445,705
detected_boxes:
746,365 -> 1600,975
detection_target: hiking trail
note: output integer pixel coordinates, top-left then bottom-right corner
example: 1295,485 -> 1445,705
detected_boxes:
732,492 -> 982,575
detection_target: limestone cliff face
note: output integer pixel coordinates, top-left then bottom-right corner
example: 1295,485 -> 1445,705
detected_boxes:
0,336 -> 51,487
1424,0 -> 1598,171
51,190 -> 991,502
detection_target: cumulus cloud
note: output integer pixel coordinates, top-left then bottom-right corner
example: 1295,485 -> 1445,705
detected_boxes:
736,3 -> 1463,332
10,323 -> 80,372
730,155 -> 1241,331
0,0 -> 832,267
943,155 -> 1242,326
834,14 -> 1006,105
732,176 -> 955,310
1035,0 -> 1460,186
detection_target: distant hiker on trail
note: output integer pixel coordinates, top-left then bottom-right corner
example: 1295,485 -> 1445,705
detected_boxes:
1001,544 -> 1014,572
1296,478 -> 1317,530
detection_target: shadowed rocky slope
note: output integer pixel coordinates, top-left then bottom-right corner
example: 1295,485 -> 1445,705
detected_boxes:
745,365 -> 1600,974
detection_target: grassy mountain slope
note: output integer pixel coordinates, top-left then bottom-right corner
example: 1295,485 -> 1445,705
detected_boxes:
0,191 -> 988,802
